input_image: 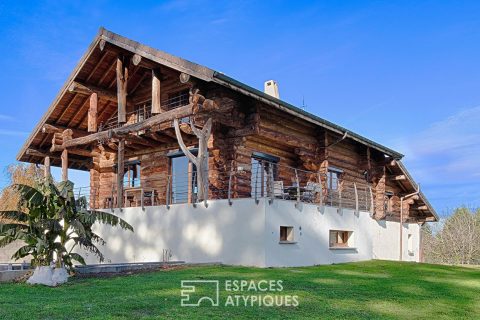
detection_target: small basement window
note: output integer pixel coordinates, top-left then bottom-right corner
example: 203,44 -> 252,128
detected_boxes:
279,226 -> 295,243
407,234 -> 414,255
329,230 -> 353,248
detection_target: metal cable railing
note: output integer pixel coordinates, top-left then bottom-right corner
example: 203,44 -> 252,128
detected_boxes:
76,160 -> 374,213
100,93 -> 190,131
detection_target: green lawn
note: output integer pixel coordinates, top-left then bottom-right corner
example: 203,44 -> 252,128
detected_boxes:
0,260 -> 478,320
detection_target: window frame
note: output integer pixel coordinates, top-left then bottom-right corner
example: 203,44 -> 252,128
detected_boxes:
327,167 -> 343,190
279,226 -> 295,244
121,160 -> 141,188
329,230 -> 354,249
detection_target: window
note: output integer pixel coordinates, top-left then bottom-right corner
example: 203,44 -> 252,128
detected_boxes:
384,192 -> 394,213
327,167 -> 343,190
168,149 -> 198,204
329,230 -> 353,248
407,234 -> 414,255
167,89 -> 190,109
251,152 -> 279,198
280,226 -> 294,243
123,161 -> 141,188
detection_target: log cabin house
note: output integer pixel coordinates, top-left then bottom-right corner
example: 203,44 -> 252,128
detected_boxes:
17,28 -> 437,267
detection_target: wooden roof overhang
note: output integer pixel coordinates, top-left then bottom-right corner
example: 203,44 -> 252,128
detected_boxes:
18,27 -> 403,167
384,160 -> 438,222
17,28 -> 213,170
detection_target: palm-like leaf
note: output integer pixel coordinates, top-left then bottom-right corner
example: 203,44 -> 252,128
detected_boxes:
12,245 -> 34,260
87,210 -> 134,232
14,184 -> 45,206
69,253 -> 86,265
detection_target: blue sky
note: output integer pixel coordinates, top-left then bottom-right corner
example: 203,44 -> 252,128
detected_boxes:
0,1 -> 479,215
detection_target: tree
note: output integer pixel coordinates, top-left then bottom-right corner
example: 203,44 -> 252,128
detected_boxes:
0,178 -> 133,270
422,207 -> 480,265
0,163 -> 43,212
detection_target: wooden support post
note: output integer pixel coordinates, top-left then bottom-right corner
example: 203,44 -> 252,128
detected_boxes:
61,150 -> 68,181
117,139 -> 125,208
151,69 -> 161,114
354,182 -> 359,214
116,55 -> 128,124
173,118 -> 212,202
44,156 -> 50,179
88,92 -> 98,132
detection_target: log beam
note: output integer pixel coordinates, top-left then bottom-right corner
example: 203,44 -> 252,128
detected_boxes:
116,55 -> 129,124
414,205 -> 428,210
63,103 -> 195,149
42,124 -> 88,138
68,81 -> 117,103
88,93 -> 98,132
132,54 -> 142,66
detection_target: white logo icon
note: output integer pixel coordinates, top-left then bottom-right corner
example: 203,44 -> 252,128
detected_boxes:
181,280 -> 220,307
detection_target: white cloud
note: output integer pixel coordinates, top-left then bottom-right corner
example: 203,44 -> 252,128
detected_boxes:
392,106 -> 480,211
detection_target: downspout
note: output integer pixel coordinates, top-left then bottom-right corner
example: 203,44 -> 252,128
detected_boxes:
399,185 -> 420,261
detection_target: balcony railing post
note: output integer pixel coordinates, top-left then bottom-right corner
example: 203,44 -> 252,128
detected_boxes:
166,175 -> 171,209
228,161 -> 234,206
254,163 -> 259,204
369,186 -> 374,215
294,169 -> 300,207
203,167 -> 208,208
110,183 -> 114,212
354,182 -> 359,214
192,171 -> 197,207
317,172 -> 323,212
268,164 -> 274,204
338,182 -> 342,214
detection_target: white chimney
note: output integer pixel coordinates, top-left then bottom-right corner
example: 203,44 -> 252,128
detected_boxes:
264,80 -> 280,99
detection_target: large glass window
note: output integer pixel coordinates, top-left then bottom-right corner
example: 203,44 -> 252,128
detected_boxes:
169,152 -> 197,204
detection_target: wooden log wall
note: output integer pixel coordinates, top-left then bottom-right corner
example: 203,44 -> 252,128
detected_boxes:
139,152 -> 169,204
83,64 -> 414,218
90,149 -> 116,209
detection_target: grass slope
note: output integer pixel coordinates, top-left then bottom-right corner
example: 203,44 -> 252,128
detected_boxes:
0,260 -> 478,320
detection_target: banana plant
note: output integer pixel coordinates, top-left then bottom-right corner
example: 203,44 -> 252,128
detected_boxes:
0,179 -> 133,270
